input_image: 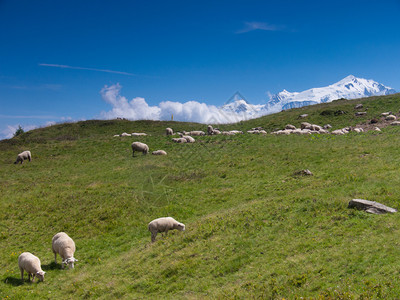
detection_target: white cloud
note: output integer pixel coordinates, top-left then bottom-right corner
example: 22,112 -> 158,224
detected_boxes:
100,84 -> 263,124
1,124 -> 38,139
236,22 -> 282,34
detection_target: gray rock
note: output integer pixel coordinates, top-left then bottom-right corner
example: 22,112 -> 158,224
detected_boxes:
348,199 -> 397,214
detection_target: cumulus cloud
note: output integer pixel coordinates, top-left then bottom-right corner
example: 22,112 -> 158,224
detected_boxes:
100,84 -> 264,124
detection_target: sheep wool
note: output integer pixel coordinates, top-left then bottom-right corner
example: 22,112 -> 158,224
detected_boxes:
52,232 -> 78,269
14,151 -> 31,164
131,142 -> 149,156
18,252 -> 45,282
148,217 -> 185,242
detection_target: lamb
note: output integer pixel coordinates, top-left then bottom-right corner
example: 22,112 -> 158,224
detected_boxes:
52,232 -> 78,269
18,252 -> 45,282
166,128 -> 173,136
131,142 -> 149,156
14,151 -> 31,164
152,150 -> 167,155
148,217 -> 185,242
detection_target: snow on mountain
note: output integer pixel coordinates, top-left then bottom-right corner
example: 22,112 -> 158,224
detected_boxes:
265,75 -> 396,111
216,75 -> 395,123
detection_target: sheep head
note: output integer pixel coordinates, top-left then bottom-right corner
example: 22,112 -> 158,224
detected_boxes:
63,257 -> 78,269
36,271 -> 45,282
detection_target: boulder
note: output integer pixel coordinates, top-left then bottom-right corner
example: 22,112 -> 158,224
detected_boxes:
348,199 -> 397,214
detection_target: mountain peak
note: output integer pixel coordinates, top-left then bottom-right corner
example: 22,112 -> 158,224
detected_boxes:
266,75 -> 396,111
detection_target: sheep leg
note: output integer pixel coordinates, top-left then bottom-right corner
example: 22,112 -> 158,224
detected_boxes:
151,232 -> 157,243
28,273 -> 31,282
31,273 -> 35,282
54,252 -> 57,264
132,150 -> 135,157
20,268 -> 24,281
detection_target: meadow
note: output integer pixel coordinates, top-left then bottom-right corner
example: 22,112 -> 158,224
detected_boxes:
1,94 -> 400,299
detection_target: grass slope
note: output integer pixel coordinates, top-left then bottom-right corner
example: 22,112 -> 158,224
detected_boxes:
1,94 -> 400,299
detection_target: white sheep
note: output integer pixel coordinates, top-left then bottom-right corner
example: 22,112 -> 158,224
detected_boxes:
148,217 -> 185,242
52,232 -> 78,269
386,115 -> 397,121
18,252 -> 45,282
166,128 -> 173,135
229,130 -> 243,134
207,125 -> 214,135
152,150 -> 167,155
131,133 -> 147,136
120,132 -> 131,137
131,142 -> 149,156
14,150 -> 31,164
172,137 -> 187,143
189,131 -> 205,136
182,135 -> 195,143
285,124 -> 296,130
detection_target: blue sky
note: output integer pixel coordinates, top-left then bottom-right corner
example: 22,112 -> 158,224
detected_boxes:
1,0 -> 399,138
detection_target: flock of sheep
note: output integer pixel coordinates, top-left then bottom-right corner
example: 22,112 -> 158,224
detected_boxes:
12,104 -> 398,284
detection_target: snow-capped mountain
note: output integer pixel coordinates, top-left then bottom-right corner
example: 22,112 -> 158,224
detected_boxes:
265,75 -> 396,111
218,75 -> 396,121
220,99 -> 265,117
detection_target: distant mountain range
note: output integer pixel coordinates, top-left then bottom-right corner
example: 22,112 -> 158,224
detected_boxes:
221,75 -> 396,117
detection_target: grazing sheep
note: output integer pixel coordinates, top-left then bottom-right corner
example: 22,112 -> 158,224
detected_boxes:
285,124 -> 296,130
323,124 -> 332,129
18,252 -> 45,282
381,112 -> 391,116
229,130 -> 243,134
355,112 -> 367,116
120,132 -> 131,137
131,133 -> 147,136
386,115 -> 397,121
181,135 -> 195,143
391,121 -> 400,126
152,150 -> 167,155
207,125 -> 214,135
113,134 -> 120,137
375,127 -> 382,131
331,129 -> 346,135
52,232 -> 78,269
354,104 -> 363,109
148,217 -> 185,242
212,129 -> 221,135
172,137 -> 187,143
14,151 -> 31,164
299,114 -> 308,118
353,128 -> 364,133
300,122 -> 312,130
131,142 -> 149,156
166,128 -> 173,136
221,131 -> 235,136
189,131 -> 205,136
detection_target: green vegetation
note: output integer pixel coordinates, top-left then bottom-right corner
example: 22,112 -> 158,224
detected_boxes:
1,94 -> 400,299
13,125 -> 24,138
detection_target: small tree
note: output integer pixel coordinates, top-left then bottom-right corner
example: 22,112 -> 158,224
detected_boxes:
13,125 -> 24,137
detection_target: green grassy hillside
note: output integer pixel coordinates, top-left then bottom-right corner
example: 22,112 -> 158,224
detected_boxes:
1,94 -> 400,299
